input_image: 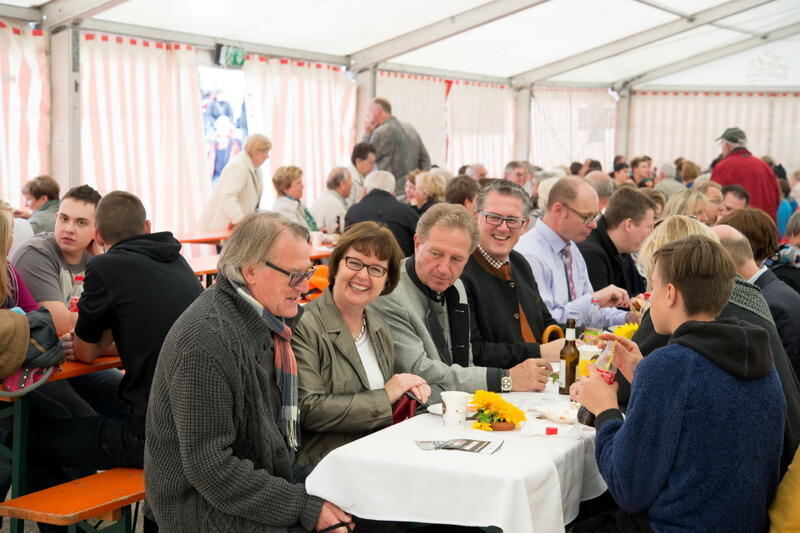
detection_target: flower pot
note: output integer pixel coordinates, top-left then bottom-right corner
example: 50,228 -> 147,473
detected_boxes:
490,421 -> 515,431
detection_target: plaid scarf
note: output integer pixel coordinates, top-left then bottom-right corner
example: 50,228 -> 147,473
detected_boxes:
234,284 -> 300,450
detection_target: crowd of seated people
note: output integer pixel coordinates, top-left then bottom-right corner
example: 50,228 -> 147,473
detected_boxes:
2,115 -> 799,533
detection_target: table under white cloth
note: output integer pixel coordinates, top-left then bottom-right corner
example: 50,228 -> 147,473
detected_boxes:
306,391 -> 607,532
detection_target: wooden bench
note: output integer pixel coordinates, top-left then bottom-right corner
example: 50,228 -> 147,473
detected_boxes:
0,468 -> 145,532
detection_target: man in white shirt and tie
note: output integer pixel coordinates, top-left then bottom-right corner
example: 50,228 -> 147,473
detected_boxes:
515,177 -> 639,328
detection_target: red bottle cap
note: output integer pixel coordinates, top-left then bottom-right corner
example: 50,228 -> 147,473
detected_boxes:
74,275 -> 85,282
643,292 -> 651,300
545,427 -> 558,435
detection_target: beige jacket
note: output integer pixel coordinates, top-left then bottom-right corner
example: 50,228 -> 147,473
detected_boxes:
292,289 -> 394,466
200,152 -> 263,230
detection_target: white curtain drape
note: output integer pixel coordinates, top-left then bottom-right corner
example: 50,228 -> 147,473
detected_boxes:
0,21 -> 49,203
446,81 -> 514,178
530,88 -> 617,171
244,57 -> 356,209
375,71 -> 447,169
628,90 -> 799,171
80,33 -> 209,235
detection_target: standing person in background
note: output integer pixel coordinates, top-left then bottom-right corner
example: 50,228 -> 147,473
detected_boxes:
272,166 -> 318,231
362,98 -> 429,196
346,142 -> 377,207
201,134 -> 271,231
712,127 -> 781,220
15,175 -> 61,234
311,167 -> 352,234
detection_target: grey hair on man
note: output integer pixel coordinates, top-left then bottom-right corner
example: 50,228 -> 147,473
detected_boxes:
475,179 -> 533,219
364,170 -> 396,194
718,127 -> 748,150
218,212 -> 308,285
416,203 -> 480,252
585,171 -> 614,202
660,163 -> 676,180
326,167 -> 351,190
465,164 -> 487,180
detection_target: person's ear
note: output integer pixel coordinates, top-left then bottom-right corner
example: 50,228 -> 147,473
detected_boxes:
665,282 -> 678,308
413,234 -> 421,255
93,228 -> 105,248
242,263 -> 259,285
144,220 -> 151,235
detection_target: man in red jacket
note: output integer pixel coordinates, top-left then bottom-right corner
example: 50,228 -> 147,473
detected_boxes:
711,127 -> 780,220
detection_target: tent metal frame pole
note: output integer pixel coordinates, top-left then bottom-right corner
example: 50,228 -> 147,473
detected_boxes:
49,27 -> 82,189
510,0 -> 773,87
41,0 -> 127,32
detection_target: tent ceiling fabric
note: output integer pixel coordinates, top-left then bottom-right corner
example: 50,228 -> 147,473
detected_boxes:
6,0 -> 795,88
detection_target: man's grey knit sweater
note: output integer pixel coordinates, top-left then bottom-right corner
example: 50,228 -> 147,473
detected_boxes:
144,276 -> 322,532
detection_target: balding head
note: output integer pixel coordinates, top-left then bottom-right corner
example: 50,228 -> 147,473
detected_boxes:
543,177 -> 600,243
585,171 -> 614,209
712,224 -> 755,270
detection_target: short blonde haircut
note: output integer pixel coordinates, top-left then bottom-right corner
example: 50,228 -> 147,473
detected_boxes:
416,203 -> 479,253
415,171 -> 446,203
662,189 -> 707,219
272,166 -> 303,196
218,212 -> 308,285
245,134 -> 272,156
638,215 -> 718,281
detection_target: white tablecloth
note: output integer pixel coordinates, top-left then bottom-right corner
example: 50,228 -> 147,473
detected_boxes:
306,391 -> 607,532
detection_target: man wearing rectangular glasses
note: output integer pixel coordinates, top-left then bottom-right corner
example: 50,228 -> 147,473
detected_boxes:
515,177 -> 636,329
461,180 -> 566,374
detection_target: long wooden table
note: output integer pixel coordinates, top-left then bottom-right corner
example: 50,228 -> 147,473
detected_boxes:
177,229 -> 232,246
0,357 -> 123,533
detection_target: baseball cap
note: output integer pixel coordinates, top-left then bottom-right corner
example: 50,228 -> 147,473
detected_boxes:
717,128 -> 746,143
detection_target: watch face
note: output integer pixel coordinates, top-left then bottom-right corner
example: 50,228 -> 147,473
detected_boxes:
501,376 -> 512,392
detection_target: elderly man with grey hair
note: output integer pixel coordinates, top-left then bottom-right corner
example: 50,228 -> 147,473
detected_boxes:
654,162 -> 684,200
712,127 -> 780,219
465,163 -> 489,180
372,204 -> 555,403
585,170 -> 615,212
344,170 -> 419,256
145,211 -> 353,533
310,167 -> 352,233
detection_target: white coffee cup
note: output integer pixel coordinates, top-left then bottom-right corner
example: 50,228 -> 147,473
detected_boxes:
441,391 -> 471,427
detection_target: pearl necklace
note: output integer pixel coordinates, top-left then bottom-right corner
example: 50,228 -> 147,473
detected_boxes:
353,313 -> 367,342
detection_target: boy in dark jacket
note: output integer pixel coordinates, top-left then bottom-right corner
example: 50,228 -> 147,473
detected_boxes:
572,235 -> 785,533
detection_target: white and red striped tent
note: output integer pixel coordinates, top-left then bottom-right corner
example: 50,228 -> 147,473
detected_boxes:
1,0 -> 799,242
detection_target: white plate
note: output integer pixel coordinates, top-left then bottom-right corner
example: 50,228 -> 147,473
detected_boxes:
427,403 -> 443,415
530,403 -> 579,424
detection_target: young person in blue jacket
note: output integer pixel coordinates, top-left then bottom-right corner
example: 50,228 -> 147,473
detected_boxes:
571,235 -> 786,533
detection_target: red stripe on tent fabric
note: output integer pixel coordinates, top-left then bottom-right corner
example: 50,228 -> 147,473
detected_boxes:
280,58 -> 289,64
12,28 -> 21,35
0,21 -> 6,28
130,38 -> 137,45
32,29 -> 43,36
143,40 -> 149,47
101,35 -> 109,41
85,33 -> 95,40
115,36 -> 123,43
155,42 -> 163,49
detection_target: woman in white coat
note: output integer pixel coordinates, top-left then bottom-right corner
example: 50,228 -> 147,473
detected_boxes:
201,134 -> 271,231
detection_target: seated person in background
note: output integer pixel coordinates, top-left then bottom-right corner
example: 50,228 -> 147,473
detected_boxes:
346,142 -> 377,207
695,181 -> 725,225
11,185 -> 103,335
721,184 -> 750,215
765,210 -> 800,296
715,209 -> 800,379
31,191 -> 203,531
460,180 -> 565,369
145,212 -> 351,533
15,175 -> 60,234
515,177 -> 637,329
310,167 -> 352,234
0,209 -> 38,311
413,171 -> 446,216
444,175 -> 480,212
372,204 -> 551,403
578,187 -> 655,297
639,189 -> 665,220
345,170 -> 419,257
571,235 -> 785,533
272,166 -> 319,231
661,189 -> 709,224
584,171 -> 614,212
628,215 -> 800,476
293,222 -> 430,466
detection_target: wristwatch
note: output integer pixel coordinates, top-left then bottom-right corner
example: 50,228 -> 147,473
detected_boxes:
501,370 -> 513,392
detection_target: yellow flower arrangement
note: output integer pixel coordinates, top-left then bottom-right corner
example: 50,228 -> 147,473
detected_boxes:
613,322 -> 639,340
469,390 -> 526,431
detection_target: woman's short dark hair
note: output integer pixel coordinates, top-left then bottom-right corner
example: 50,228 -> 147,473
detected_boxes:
328,221 -> 404,295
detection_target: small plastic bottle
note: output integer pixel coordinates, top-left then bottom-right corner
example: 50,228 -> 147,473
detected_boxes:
582,298 -> 603,344
68,275 -> 85,313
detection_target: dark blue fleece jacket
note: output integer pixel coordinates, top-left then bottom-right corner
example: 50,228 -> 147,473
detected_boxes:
595,318 -> 785,532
